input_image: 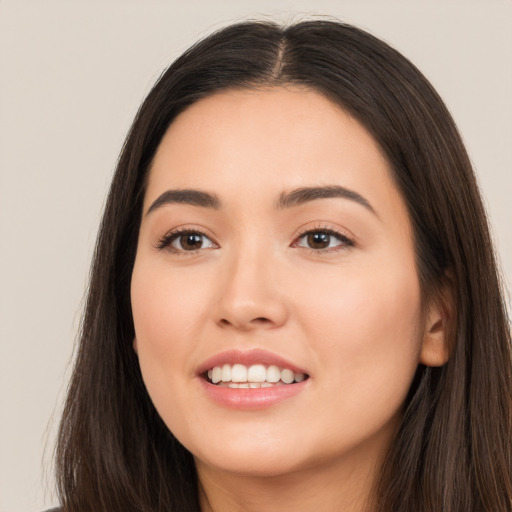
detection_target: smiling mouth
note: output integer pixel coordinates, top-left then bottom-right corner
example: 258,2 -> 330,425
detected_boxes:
205,363 -> 309,388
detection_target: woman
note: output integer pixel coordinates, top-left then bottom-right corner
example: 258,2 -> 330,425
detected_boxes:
54,20 -> 512,512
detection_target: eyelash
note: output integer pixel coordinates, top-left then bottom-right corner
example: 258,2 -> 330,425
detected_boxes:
156,225 -> 354,254
292,225 -> 354,254
155,227 -> 217,254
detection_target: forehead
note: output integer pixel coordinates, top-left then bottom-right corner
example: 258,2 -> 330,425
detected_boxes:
146,86 -> 403,218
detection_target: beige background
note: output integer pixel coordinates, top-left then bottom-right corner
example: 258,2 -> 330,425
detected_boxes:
0,1 -> 510,510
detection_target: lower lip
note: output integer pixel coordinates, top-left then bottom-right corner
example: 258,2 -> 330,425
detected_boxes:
199,378 -> 308,410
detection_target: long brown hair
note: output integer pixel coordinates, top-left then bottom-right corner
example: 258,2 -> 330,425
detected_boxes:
56,20 -> 512,511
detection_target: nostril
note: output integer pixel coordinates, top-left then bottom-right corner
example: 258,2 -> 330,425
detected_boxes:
252,317 -> 271,324
218,317 -> 271,327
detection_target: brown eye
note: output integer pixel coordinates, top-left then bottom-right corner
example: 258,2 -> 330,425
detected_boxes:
157,230 -> 217,253
307,232 -> 331,249
295,230 -> 353,251
176,233 -> 205,251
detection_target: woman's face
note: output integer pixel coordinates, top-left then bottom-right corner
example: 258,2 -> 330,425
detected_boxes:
131,87 -> 439,480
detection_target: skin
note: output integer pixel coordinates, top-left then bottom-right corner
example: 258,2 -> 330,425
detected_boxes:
130,87 -> 448,512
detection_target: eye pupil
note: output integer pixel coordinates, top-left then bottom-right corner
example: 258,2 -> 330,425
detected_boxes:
180,234 -> 203,250
307,232 -> 330,249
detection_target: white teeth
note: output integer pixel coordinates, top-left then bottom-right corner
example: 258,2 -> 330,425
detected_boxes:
220,382 -> 280,389
221,364 -> 231,382
294,372 -> 305,382
267,365 -> 281,383
247,364 -> 266,382
212,366 -> 222,384
206,363 -> 307,386
231,364 -> 247,382
281,369 -> 294,384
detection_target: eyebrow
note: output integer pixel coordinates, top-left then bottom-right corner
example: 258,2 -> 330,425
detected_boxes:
276,185 -> 378,216
146,185 -> 377,217
146,189 -> 221,215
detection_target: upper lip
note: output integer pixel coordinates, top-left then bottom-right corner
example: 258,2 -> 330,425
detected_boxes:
197,348 -> 309,376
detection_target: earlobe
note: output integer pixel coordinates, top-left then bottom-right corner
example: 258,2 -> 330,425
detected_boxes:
419,291 -> 453,367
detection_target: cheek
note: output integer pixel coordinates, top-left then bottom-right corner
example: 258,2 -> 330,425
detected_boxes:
130,259 -> 211,419
131,269 -> 176,362
131,259 -> 210,354
286,258 -> 423,452
303,258 -> 420,320
297,255 -> 423,397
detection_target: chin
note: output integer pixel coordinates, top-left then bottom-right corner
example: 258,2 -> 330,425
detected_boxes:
188,431 -> 312,477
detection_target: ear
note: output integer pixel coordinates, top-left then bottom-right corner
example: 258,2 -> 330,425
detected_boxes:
419,284 -> 453,367
133,337 -> 138,355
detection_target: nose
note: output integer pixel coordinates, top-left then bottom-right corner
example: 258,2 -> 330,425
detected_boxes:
214,250 -> 289,331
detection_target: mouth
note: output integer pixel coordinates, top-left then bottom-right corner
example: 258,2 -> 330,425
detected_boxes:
197,350 -> 310,408
204,363 -> 309,388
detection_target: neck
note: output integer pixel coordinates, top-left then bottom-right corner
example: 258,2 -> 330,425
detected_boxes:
196,450 -> 382,512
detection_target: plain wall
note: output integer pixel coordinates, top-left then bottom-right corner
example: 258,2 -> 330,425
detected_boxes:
0,1 -> 510,510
